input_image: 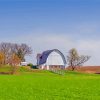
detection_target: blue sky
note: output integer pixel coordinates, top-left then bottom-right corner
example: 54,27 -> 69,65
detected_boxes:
0,0 -> 100,65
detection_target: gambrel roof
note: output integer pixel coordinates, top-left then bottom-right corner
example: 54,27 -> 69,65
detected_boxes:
38,49 -> 66,65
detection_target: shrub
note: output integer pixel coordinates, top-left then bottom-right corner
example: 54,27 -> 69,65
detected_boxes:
27,63 -> 38,69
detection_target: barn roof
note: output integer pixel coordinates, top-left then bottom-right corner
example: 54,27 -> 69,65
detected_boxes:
38,49 -> 67,65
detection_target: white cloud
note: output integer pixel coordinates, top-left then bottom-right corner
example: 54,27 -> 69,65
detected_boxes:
76,40 -> 100,65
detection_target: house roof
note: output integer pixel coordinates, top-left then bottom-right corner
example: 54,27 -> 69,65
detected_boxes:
38,49 -> 67,65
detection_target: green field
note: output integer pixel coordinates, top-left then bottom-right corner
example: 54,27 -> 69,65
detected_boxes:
0,68 -> 100,100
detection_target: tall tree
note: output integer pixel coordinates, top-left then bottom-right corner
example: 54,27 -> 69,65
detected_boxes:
67,48 -> 90,71
0,52 -> 5,65
16,44 -> 32,61
0,42 -> 11,64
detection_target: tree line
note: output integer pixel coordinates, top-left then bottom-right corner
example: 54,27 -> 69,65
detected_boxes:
0,42 -> 32,66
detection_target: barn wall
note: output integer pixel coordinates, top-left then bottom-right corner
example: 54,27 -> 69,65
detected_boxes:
46,51 -> 64,65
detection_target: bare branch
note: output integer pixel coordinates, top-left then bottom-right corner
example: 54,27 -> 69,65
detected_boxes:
67,48 -> 91,71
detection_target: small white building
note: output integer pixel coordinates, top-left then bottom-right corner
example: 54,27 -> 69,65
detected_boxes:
37,49 -> 67,70
21,62 -> 28,66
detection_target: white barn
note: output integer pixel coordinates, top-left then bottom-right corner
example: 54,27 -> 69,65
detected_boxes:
37,49 -> 67,70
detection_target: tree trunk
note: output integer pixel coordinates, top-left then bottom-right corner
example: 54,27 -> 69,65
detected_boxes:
71,66 -> 75,71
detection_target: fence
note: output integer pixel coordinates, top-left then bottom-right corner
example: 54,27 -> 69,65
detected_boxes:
50,69 -> 65,75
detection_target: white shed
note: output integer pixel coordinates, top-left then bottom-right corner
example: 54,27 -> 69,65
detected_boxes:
21,62 -> 28,66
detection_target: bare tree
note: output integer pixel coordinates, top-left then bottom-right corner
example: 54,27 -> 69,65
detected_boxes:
16,43 -> 32,61
67,48 -> 90,71
0,42 -> 32,64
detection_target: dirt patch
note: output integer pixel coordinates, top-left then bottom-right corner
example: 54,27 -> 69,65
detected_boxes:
67,66 -> 100,74
0,72 -> 12,75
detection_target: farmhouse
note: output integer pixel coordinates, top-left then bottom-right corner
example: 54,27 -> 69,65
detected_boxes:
37,49 -> 67,70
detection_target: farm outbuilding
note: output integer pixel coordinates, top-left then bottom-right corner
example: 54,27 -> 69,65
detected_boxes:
37,49 -> 67,70
21,62 -> 28,66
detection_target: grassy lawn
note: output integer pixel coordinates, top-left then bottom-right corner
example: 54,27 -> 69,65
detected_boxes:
0,68 -> 100,100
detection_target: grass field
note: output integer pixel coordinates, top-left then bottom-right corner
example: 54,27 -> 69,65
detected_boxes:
0,67 -> 100,100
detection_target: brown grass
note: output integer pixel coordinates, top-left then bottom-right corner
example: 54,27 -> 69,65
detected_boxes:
67,66 -> 100,74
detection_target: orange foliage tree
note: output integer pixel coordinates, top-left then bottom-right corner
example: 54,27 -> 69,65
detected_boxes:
10,53 -> 21,74
0,52 -> 5,65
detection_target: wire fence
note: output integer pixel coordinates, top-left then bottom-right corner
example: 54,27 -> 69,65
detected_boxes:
50,69 -> 65,75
